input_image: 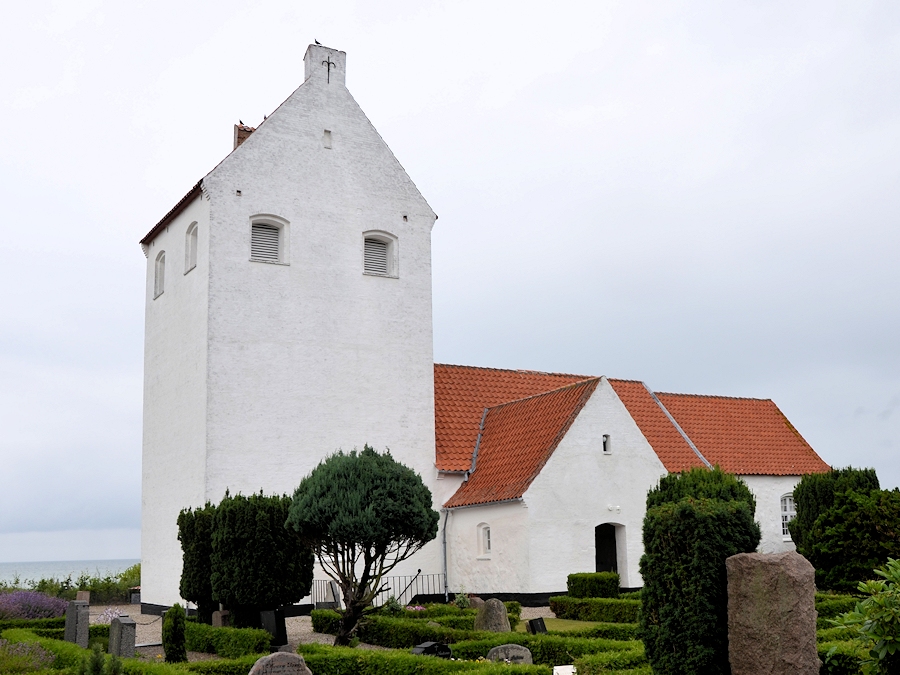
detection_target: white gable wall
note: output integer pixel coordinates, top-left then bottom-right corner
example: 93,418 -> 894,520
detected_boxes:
141,195 -> 211,605
740,474 -> 799,554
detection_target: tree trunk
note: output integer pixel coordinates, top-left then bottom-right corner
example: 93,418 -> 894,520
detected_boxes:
333,601 -> 367,646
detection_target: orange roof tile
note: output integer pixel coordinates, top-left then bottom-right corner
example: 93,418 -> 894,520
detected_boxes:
607,379 -> 708,472
444,379 -> 600,508
655,392 -> 831,476
434,364 -> 590,472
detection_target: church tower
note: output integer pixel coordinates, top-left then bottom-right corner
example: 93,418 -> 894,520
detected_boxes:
140,45 -> 438,607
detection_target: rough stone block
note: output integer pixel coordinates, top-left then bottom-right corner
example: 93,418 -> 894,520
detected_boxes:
248,652 -> 312,675
474,598 -> 511,632
109,615 -> 136,658
75,603 -> 90,648
212,609 -> 231,627
76,591 -> 91,603
487,643 -> 533,664
726,551 -> 819,675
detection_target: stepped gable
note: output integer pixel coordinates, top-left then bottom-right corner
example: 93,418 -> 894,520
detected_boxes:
656,392 -> 831,476
608,379 -> 707,472
444,379 -> 600,508
434,364 -> 591,471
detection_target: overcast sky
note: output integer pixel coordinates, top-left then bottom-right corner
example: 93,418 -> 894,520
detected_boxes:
1,1 -> 898,563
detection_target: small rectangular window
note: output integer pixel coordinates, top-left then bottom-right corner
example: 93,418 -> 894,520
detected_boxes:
602,434 -> 611,454
251,223 -> 280,261
364,239 -> 389,275
324,129 -> 332,149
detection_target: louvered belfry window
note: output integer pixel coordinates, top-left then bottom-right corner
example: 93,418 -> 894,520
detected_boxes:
251,223 -> 280,261
364,238 -> 389,275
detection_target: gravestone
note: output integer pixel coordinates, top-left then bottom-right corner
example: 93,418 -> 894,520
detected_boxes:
212,609 -> 231,627
474,598 -> 511,632
109,615 -> 136,658
526,617 -> 548,634
410,641 -> 452,658
726,551 -> 819,674
76,590 -> 91,603
487,643 -> 533,664
316,581 -> 342,610
260,608 -> 288,647
75,603 -> 90,648
468,596 -> 485,609
248,652 -> 312,675
63,600 -> 87,642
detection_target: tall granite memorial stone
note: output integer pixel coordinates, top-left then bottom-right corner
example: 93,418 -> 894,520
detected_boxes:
474,598 -> 511,633
64,600 -> 89,646
109,615 -> 137,658
726,551 -> 820,674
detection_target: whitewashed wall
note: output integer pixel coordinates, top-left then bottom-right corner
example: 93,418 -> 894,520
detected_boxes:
445,378 -> 669,594
141,195 -> 211,606
141,45 -> 440,607
741,474 -> 800,554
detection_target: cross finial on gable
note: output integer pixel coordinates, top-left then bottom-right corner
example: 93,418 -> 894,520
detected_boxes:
304,44 -> 346,86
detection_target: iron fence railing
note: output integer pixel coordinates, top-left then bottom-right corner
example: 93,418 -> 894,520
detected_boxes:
311,573 -> 445,607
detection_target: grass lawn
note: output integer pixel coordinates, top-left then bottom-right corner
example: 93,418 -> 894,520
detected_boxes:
514,617 -> 604,633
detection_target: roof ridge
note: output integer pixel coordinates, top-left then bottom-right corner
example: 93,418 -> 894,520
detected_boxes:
485,377 -> 601,411
656,391 -> 773,403
435,362 -> 593,380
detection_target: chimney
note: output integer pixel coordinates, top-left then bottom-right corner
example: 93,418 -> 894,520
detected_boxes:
233,123 -> 255,150
304,44 -> 346,86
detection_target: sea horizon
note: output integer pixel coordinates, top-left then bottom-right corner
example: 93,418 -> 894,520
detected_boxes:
0,558 -> 140,585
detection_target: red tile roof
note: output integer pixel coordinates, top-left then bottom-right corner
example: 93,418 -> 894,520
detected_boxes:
434,364 -> 590,472
444,379 -> 600,508
607,379 -> 708,472
655,392 -> 830,475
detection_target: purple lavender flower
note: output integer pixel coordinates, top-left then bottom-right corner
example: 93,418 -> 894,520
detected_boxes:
0,590 -> 68,619
0,638 -> 57,671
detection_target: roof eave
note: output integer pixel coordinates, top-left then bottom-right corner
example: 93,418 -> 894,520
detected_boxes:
139,181 -> 203,247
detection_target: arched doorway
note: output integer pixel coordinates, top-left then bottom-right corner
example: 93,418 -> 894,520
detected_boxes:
595,523 -> 618,573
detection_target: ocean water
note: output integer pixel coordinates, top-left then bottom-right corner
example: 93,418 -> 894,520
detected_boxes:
0,559 -> 140,585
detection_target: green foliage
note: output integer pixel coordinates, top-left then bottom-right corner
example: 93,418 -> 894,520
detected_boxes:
819,640 -> 868,675
210,490 -> 314,628
790,467 -> 880,557
646,466 -> 757,514
0,636 -> 56,673
286,446 -> 439,645
806,489 -> 900,592
381,596 -> 402,616
0,629 -> 87,669
639,483 -> 761,675
296,643 -> 553,674
450,635 -> 640,667
0,618 -> 65,633
545,622 -> 639,641
178,502 -> 218,624
0,565 -> 141,604
162,604 -> 187,663
571,645 -> 647,674
454,592 -> 470,609
817,594 -> 862,619
831,558 -> 900,674
77,643 -> 106,675
567,573 -> 620,599
548,597 -> 641,623
183,621 -> 270,658
818,626 -> 859,643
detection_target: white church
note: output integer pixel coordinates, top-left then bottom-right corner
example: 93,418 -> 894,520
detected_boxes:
140,44 -> 831,610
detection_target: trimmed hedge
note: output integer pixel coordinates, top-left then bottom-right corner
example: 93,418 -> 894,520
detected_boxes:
450,635 -> 639,667
547,622 -> 639,641
816,626 -> 858,643
567,573 -> 620,599
0,617 -> 66,632
297,643 -> 552,675
184,621 -> 271,658
548,596 -> 641,623
815,595 -> 859,619
818,640 -> 867,675
572,645 -> 647,674
1,628 -> 91,669
29,624 -> 109,640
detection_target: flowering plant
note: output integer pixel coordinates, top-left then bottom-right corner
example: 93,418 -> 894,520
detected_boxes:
405,605 -> 426,611
0,590 -> 67,619
96,606 -> 122,624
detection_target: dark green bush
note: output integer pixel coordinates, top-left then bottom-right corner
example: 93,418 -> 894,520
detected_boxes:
818,640 -> 867,675
451,635 -> 639,667
567,573 -> 620,599
30,624 -> 109,641
790,467 -> 880,557
547,622 -> 639,641
184,621 -> 270,658
0,617 -> 65,632
162,604 -> 187,663
548,596 -> 641,623
211,491 -> 315,628
646,466 -> 757,511
816,595 -> 860,619
619,590 -> 642,600
806,488 -> 900,592
296,643 -> 552,674
572,645 -> 647,674
178,502 -> 218,624
638,475 -> 761,675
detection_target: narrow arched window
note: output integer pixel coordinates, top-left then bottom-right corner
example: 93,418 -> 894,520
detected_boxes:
185,222 -> 198,273
154,251 -> 166,298
477,523 -> 491,558
781,494 -> 796,538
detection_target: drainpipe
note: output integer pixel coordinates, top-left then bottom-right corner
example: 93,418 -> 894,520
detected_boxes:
441,508 -> 450,602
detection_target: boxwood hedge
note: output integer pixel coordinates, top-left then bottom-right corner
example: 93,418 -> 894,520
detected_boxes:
572,645 -> 647,674
548,596 -> 641,623
184,621 -> 271,658
450,635 -> 639,666
567,572 -> 620,599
